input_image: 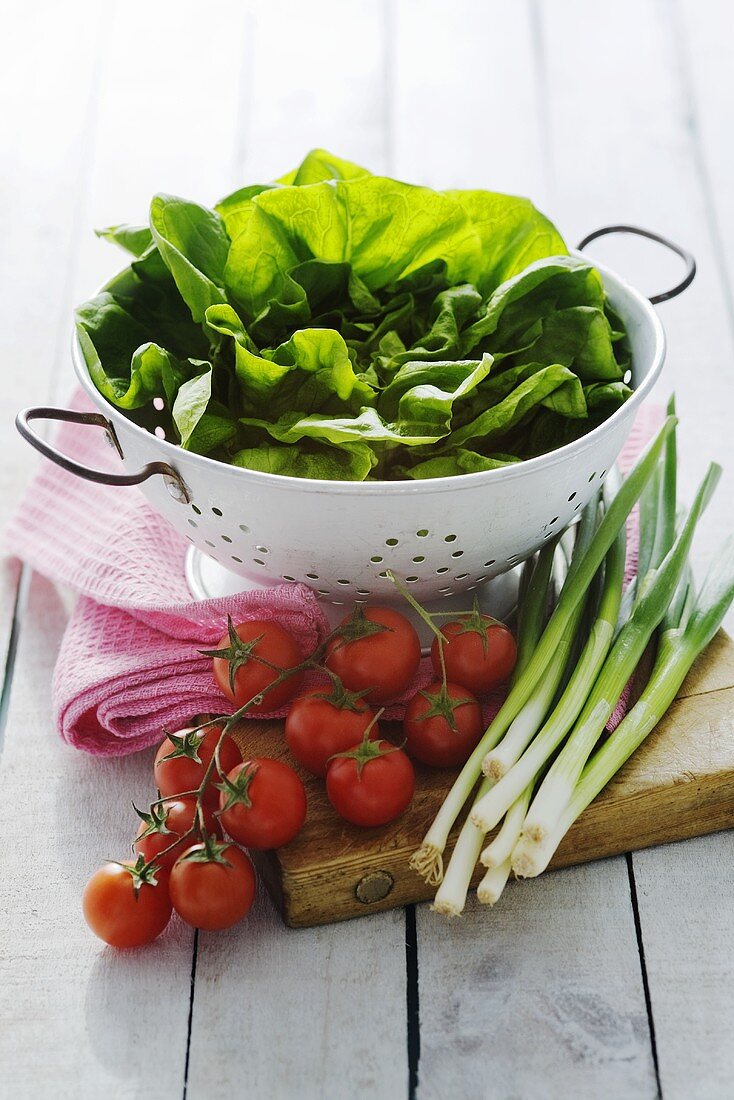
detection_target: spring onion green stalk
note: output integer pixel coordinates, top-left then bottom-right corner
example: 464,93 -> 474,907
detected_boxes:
477,858 -> 513,906
512,543 -> 557,684
481,500 -> 599,780
410,416 -> 675,884
472,520 -> 627,832
513,536 -> 734,877
518,460 -> 721,845
480,783 -> 533,868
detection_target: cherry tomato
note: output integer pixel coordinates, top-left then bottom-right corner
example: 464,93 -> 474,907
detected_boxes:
133,797 -> 221,871
82,860 -> 172,948
219,758 -> 307,849
154,723 -> 242,805
208,619 -> 304,713
431,613 -> 516,695
325,606 -> 421,705
285,686 -> 379,778
326,738 -> 415,827
169,842 -> 256,931
403,681 -> 483,768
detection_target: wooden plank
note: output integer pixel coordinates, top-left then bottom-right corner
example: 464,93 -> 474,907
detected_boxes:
188,897 -> 409,1100
235,0 -> 390,181
542,3 -> 734,1097
417,862 -> 657,1098
0,574 -> 194,1096
185,6 -> 411,1097
389,3 -> 658,1096
0,1 -> 251,1095
627,4 -> 734,1097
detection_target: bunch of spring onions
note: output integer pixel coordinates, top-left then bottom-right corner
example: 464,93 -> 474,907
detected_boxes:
410,401 -> 734,915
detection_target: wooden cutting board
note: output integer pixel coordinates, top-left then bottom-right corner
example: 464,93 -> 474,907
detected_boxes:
229,630 -> 734,928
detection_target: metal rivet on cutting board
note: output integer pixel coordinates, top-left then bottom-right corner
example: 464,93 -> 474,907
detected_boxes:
355,871 -> 394,905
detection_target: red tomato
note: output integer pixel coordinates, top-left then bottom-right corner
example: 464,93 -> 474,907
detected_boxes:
403,681 -> 483,768
219,759 -> 307,849
82,860 -> 172,948
431,614 -> 516,695
326,739 -> 415,827
285,687 -> 380,778
154,723 -> 241,804
169,842 -> 256,931
325,606 -> 421,705
133,797 -> 221,871
207,619 -> 304,713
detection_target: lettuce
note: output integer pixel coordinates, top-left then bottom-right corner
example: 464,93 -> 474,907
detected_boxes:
77,149 -> 630,481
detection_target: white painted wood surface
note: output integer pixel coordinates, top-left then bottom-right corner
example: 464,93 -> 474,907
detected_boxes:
0,2 -> 732,1098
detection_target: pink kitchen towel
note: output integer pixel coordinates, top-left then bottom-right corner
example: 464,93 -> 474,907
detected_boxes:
4,390 -> 660,755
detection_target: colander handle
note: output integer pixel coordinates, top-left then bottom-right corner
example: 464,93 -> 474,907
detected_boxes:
15,406 -> 191,504
577,224 -> 696,304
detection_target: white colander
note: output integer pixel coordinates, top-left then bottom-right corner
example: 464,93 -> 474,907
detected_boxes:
17,228 -> 694,610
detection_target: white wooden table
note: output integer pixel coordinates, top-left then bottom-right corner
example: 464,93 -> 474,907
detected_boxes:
1,2 -> 732,1096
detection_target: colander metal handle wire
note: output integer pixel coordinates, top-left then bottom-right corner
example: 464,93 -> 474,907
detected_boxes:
577,224 -> 696,304
15,406 -> 191,504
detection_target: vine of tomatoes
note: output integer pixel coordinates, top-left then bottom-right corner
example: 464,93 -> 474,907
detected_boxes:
83,589 -> 515,948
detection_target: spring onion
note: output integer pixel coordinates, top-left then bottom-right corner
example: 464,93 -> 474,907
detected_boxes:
472,517 -> 626,833
516,460 -> 720,845
513,536 -> 734,877
410,417 -> 674,885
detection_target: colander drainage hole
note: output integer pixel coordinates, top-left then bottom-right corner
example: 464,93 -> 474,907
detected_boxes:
205,540 -> 215,548
455,573 -> 469,580
406,576 -> 418,583
416,529 -> 429,537
385,538 -> 399,546
253,558 -> 265,566
439,587 -> 453,595
507,556 -> 519,565
212,507 -> 223,517
283,575 -> 295,582
378,570 -> 389,578
337,579 -> 350,586
370,555 -> 383,563
600,469 -> 607,480
412,555 -> 425,563
192,505 -> 202,515
188,519 -> 197,528
221,535 -> 232,543
574,501 -> 583,511
256,545 -> 269,554
317,589 -> 329,596
588,472 -> 596,483
436,567 -> 449,574
444,534 -> 457,543
306,572 -> 319,580
239,524 -> 250,533
231,556 -> 243,563
357,589 -> 371,596
550,516 -> 559,525
485,559 -> 496,567
451,550 -> 463,558
567,492 -> 577,502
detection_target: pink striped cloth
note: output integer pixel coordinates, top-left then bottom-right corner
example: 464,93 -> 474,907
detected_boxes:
4,391 -> 659,756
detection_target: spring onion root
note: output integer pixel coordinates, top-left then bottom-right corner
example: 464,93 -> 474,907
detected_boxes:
477,859 -> 512,905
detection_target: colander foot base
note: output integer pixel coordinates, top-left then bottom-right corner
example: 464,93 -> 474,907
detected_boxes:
185,547 -> 520,651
